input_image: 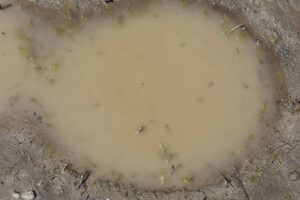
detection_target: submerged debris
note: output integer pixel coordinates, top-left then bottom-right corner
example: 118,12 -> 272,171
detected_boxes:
179,42 -> 186,47
17,30 -> 64,82
159,143 -> 165,153
46,123 -> 54,127
164,124 -> 170,131
238,30 -> 249,40
158,143 -> 176,164
259,103 -> 267,121
237,146 -> 246,154
63,9 -> 72,20
181,0 -> 189,8
118,16 -> 126,26
29,97 -> 41,107
182,175 -> 193,183
221,16 -> 245,38
136,125 -> 145,134
207,81 -> 215,88
242,82 -> 249,89
168,165 -> 175,175
248,133 -> 254,140
9,94 -> 20,106
229,152 -> 235,160
166,153 -> 176,164
160,170 -> 165,184
260,103 -> 267,114
53,26 -> 67,36
17,31 -> 35,62
195,98 -> 204,102
111,171 -> 124,180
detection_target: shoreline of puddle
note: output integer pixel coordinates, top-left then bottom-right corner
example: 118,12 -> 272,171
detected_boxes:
0,0 -> 288,190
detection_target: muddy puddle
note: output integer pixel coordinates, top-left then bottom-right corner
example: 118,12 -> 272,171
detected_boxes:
0,0 -> 278,189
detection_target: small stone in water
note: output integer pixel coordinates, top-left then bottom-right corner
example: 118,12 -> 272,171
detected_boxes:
288,170 -> 299,181
136,125 -> 144,134
21,190 -> 36,200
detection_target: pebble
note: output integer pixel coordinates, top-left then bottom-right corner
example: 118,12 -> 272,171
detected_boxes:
21,190 -> 36,200
288,170 -> 299,181
256,39 -> 261,46
12,192 -> 20,199
54,185 -> 63,195
18,169 -> 29,179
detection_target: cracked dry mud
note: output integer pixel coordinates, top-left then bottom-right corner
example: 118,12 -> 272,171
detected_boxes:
0,0 -> 300,200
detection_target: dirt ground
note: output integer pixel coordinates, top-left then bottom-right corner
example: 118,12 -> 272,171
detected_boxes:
0,0 -> 300,199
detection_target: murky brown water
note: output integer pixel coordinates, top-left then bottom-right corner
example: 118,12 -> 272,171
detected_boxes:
0,1 -> 275,188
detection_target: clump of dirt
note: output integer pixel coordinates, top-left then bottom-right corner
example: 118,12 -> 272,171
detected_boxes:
0,0 -> 299,199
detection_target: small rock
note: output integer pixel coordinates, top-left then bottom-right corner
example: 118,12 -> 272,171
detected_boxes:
21,190 -> 36,200
18,169 -> 28,179
256,39 -> 261,46
54,185 -> 63,195
12,192 -> 20,199
288,170 -> 299,181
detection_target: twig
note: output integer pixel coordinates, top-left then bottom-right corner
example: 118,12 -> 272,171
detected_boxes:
78,171 -> 90,189
235,167 -> 250,200
221,173 -> 233,187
